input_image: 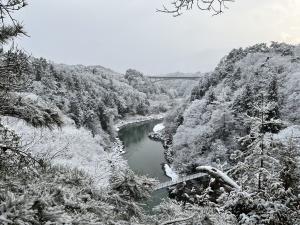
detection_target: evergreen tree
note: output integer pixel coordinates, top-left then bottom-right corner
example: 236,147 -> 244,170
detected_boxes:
0,1 -> 27,44
207,90 -> 217,104
0,1 -> 62,128
279,136 -> 300,194
233,93 -> 283,191
232,84 -> 254,116
32,57 -> 47,81
69,98 -> 83,127
265,76 -> 282,132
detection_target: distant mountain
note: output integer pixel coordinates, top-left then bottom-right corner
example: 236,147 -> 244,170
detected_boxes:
54,63 -> 122,77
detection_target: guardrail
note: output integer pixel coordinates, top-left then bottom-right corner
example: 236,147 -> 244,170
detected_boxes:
154,172 -> 206,190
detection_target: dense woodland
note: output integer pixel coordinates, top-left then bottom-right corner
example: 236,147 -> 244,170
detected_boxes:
0,1 -> 299,225
164,43 -> 300,224
28,61 -> 180,134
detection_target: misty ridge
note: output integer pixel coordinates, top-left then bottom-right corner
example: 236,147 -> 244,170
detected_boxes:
0,1 -> 300,225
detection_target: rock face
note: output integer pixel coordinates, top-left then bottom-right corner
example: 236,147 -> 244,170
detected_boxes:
148,132 -> 164,142
148,124 -> 174,163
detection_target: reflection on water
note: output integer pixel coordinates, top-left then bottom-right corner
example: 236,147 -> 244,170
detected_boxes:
118,120 -> 170,210
120,123 -> 151,147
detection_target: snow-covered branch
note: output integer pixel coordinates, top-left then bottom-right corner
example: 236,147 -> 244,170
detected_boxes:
161,214 -> 195,225
196,166 -> 240,190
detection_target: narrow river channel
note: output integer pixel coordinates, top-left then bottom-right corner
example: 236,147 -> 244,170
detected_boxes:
118,120 -> 170,210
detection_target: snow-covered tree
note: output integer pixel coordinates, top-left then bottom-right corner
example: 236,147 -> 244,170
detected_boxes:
278,136 -> 300,194
233,93 -> 283,191
109,167 -> 158,220
165,43 -> 300,224
232,84 -> 254,116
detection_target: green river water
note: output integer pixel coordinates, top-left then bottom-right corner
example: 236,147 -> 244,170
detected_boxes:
118,120 -> 170,210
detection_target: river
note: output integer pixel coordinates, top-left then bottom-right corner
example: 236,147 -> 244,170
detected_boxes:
118,120 -> 170,210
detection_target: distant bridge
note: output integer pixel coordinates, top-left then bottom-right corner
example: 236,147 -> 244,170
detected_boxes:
148,76 -> 200,82
154,172 -> 206,191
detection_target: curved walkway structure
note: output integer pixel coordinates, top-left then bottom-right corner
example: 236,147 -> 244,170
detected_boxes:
154,172 -> 206,191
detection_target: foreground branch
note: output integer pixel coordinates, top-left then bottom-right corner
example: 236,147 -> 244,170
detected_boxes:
0,0 -> 28,43
161,214 -> 195,225
158,0 -> 234,16
197,166 -> 240,190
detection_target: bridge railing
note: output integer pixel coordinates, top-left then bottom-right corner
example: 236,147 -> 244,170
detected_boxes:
148,76 -> 200,81
154,172 -> 206,191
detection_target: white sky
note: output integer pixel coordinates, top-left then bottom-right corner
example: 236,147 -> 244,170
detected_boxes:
15,0 -> 300,74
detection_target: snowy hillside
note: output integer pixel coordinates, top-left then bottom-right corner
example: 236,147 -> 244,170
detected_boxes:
167,42 -> 300,172
1,58 -> 184,186
160,43 -> 300,224
2,1 -> 300,224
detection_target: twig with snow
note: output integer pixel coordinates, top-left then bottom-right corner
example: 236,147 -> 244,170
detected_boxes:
160,214 -> 195,225
196,166 -> 240,190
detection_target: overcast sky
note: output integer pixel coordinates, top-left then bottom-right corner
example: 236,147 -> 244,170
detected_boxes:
15,0 -> 300,75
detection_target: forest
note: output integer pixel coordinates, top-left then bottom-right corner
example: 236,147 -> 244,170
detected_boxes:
0,0 -> 299,225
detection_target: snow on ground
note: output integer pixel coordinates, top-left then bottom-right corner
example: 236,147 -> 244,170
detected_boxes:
153,123 -> 165,133
164,164 -> 179,181
2,116 -> 126,188
3,112 -> 168,187
114,113 -> 166,131
112,137 -> 125,155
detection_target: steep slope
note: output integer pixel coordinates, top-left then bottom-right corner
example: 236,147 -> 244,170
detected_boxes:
166,42 -> 300,173
30,61 -> 166,135
2,58 -> 176,187
160,43 -> 300,224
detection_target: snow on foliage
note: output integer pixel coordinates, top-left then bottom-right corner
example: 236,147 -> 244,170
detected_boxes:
2,115 -> 123,187
197,166 -> 240,190
164,43 -> 300,225
152,199 -> 237,225
29,60 -> 183,137
169,43 -> 300,172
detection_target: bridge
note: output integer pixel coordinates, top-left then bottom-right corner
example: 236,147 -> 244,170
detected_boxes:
154,166 -> 241,191
154,172 -> 206,191
148,76 -> 200,82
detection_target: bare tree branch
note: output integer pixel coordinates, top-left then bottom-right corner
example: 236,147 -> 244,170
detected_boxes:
158,0 -> 234,16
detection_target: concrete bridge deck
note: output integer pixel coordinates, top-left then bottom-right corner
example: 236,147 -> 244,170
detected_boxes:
148,76 -> 200,82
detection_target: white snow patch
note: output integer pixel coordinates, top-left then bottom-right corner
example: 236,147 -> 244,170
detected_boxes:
2,116 -> 126,188
112,137 -> 125,154
153,123 -> 165,133
164,164 -> 179,181
114,113 -> 166,131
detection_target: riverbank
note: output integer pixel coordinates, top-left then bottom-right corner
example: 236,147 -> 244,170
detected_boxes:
112,113 -> 166,155
114,113 -> 167,131
148,124 -> 174,164
149,122 -> 179,181
114,113 -> 178,182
